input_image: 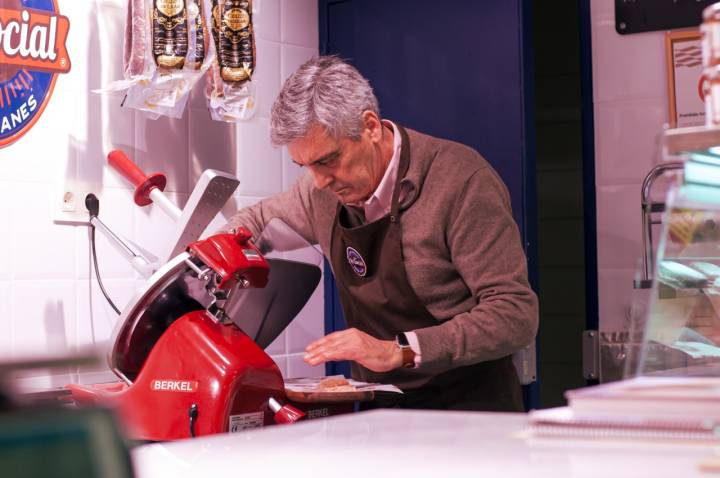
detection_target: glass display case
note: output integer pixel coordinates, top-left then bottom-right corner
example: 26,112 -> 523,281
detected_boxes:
638,153 -> 720,377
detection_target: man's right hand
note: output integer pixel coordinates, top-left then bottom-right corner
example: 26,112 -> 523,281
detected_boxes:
303,328 -> 403,372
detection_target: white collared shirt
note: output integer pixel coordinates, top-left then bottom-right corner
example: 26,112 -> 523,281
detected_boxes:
360,120 -> 403,223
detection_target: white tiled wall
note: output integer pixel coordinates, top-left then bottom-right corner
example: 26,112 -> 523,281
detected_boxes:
253,40 -> 282,119
11,281 -> 77,367
282,0 -> 319,48
0,284 -> 11,358
591,0 -> 673,331
237,118 -> 284,196
10,183 -> 76,281
0,182 -> 11,282
0,0 -> 322,388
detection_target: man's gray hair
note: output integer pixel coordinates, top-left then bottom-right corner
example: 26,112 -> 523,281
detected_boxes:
270,56 -> 380,146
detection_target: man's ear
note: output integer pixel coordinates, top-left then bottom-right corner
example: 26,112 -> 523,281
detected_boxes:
362,110 -> 383,143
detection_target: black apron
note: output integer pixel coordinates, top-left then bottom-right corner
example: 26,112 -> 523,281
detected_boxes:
328,126 -> 523,412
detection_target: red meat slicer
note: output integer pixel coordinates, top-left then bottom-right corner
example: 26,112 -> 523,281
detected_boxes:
67,151 -> 320,440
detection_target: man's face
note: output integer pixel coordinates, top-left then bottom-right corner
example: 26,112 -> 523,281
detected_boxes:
288,116 -> 386,204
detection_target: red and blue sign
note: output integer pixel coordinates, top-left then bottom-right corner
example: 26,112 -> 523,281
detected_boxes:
0,0 -> 71,148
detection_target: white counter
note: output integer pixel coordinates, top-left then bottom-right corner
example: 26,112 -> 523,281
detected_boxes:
133,410 -> 719,478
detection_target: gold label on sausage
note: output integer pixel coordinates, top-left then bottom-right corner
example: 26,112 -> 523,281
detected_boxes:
156,0 -> 185,17
153,0 -> 188,68
223,8 -> 250,31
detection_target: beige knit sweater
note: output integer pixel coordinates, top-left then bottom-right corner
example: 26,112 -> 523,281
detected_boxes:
223,126 -> 538,374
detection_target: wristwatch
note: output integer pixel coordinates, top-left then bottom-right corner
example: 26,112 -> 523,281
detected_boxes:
395,333 -> 416,369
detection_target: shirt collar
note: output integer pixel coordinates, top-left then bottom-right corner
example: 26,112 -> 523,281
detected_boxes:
361,120 -> 402,210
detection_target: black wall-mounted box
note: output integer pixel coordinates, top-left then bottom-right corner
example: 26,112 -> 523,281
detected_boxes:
616,0 -> 715,35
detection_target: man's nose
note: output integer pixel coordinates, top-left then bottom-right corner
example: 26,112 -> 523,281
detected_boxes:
311,169 -> 332,190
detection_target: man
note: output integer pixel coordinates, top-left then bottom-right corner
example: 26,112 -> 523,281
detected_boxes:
223,56 -> 538,411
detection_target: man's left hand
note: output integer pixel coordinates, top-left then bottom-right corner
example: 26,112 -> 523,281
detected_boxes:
304,328 -> 402,372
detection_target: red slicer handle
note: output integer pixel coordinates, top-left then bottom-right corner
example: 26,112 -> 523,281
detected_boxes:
234,227 -> 253,245
269,397 -> 305,424
108,149 -> 167,207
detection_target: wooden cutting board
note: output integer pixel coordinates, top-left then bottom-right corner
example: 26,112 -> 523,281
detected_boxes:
285,388 -> 374,403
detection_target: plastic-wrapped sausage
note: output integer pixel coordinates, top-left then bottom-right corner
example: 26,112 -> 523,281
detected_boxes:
113,0 -> 215,119
187,0 -> 206,68
211,0 -> 222,62
206,0 -> 223,97
218,0 -> 255,83
206,0 -> 257,122
114,0 -> 252,120
123,0 -> 148,78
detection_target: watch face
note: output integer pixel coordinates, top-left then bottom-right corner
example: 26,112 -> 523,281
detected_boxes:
396,333 -> 410,347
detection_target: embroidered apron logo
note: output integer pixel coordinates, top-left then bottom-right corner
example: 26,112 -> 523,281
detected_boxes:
0,0 -> 72,148
346,246 -> 367,277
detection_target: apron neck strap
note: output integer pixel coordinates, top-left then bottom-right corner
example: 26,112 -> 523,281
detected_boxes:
389,125 -> 411,221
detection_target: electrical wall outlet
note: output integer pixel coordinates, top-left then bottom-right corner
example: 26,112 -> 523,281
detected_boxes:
53,180 -> 103,225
